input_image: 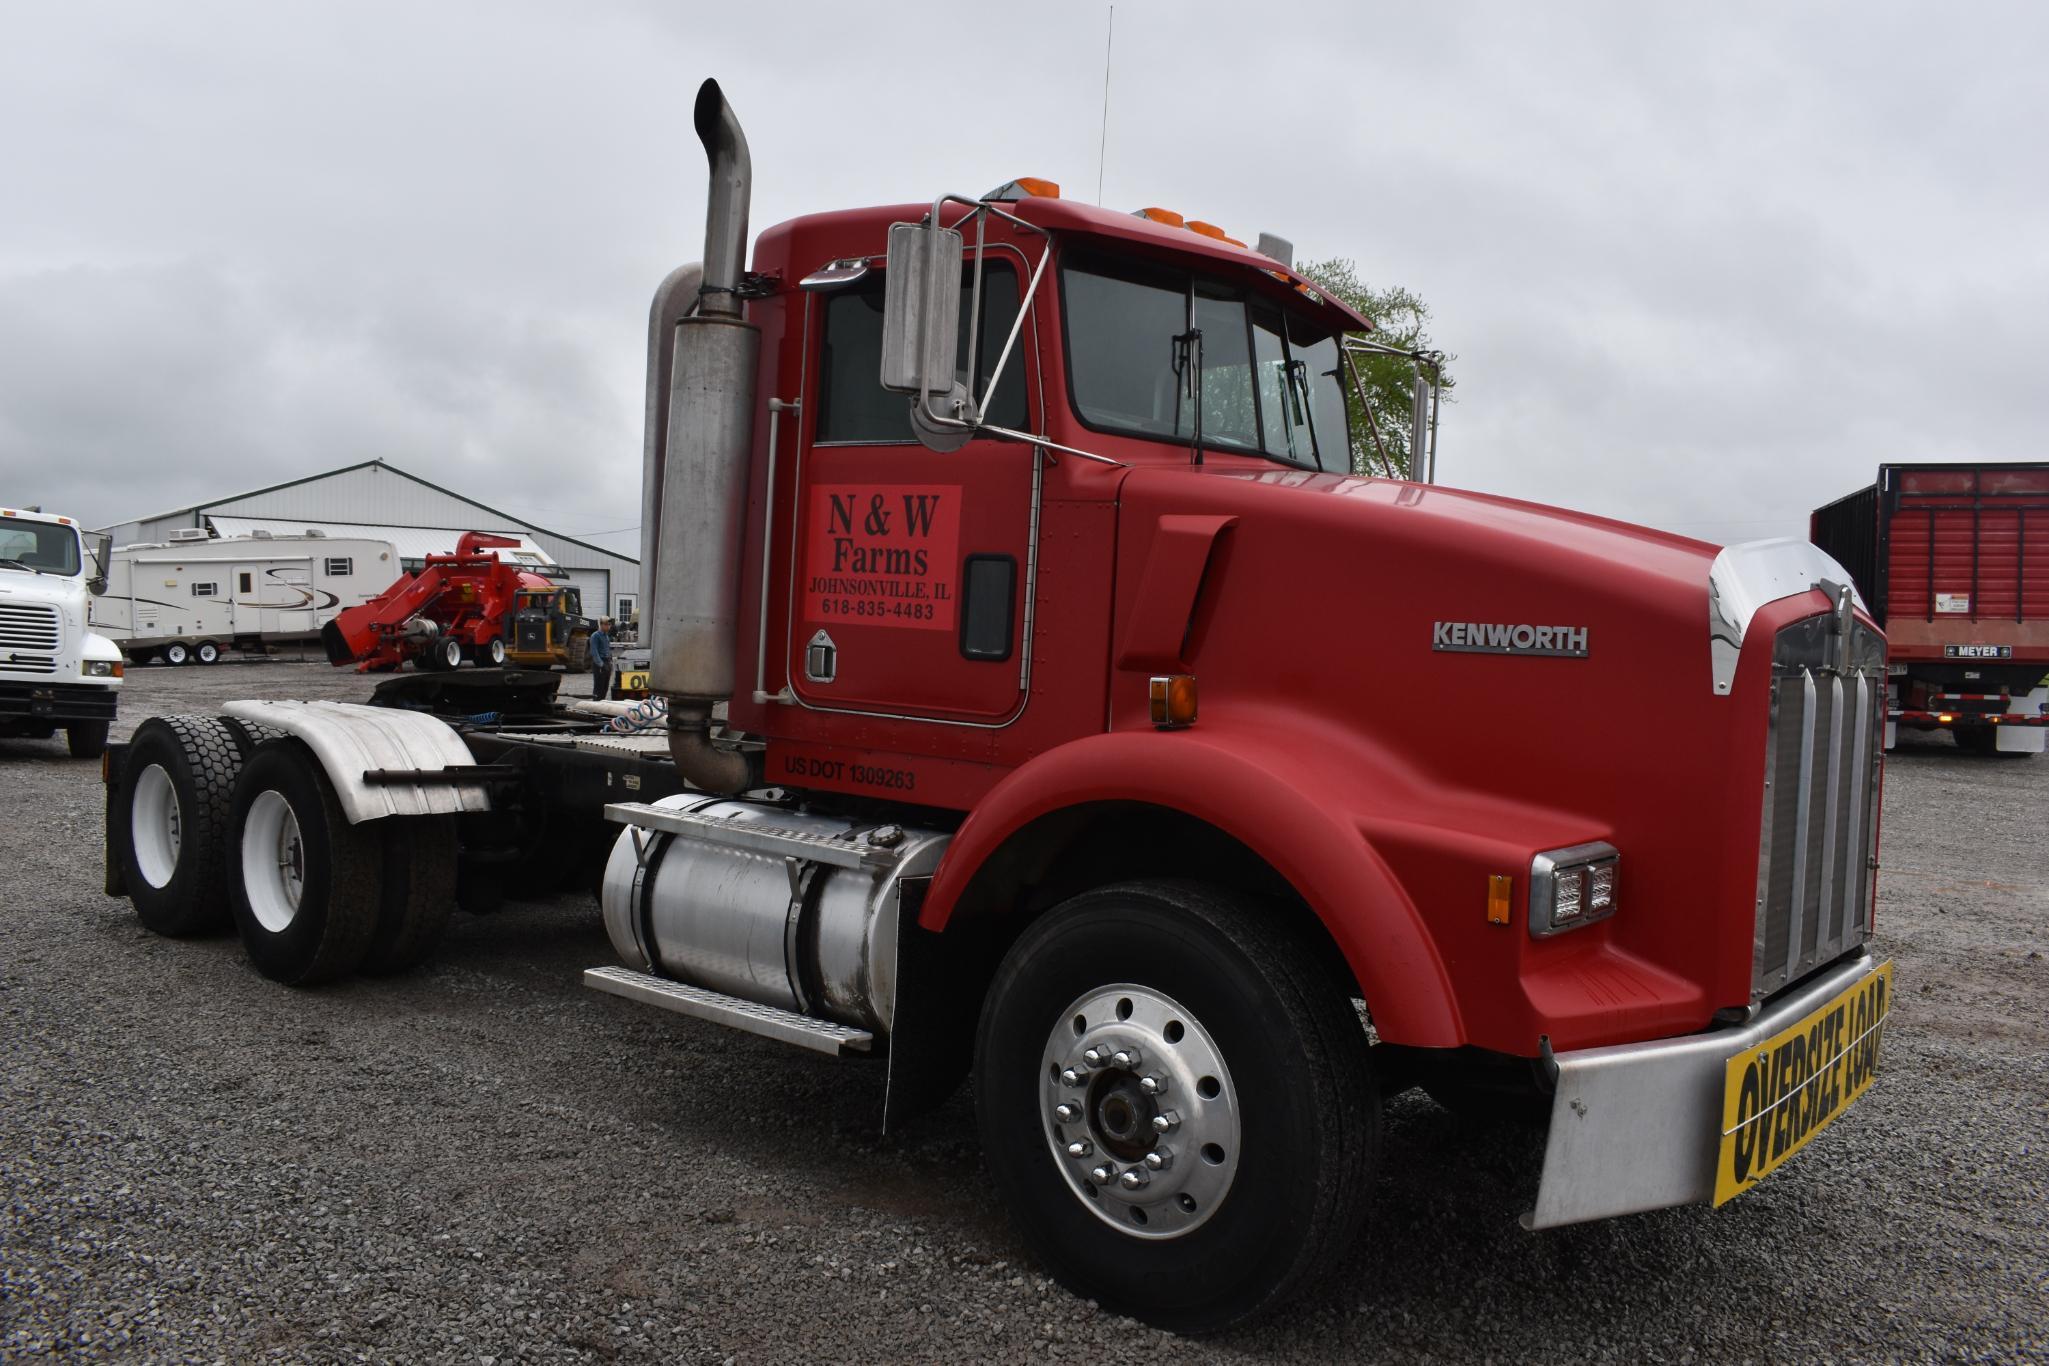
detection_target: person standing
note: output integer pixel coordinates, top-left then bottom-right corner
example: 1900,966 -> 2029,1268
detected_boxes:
588,618 -> 614,699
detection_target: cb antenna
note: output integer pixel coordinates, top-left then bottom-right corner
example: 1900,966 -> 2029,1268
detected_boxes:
1096,5 -> 1115,204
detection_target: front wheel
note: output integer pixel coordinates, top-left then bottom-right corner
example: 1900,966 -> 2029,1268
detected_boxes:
976,881 -> 1377,1334
485,636 -> 506,667
66,720 -> 109,758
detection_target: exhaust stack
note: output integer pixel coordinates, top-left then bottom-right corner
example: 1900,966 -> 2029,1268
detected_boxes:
644,77 -> 763,794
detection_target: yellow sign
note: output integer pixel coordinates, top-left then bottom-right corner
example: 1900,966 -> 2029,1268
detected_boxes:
616,669 -> 651,695
1715,961 -> 1892,1205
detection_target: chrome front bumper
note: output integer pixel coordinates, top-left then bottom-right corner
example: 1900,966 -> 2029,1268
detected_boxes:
1522,950 -> 1883,1230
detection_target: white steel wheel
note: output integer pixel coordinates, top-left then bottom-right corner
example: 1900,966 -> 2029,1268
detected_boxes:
129,763 -> 183,890
437,636 -> 464,670
240,788 -> 307,933
486,636 -> 506,667
196,640 -> 221,664
163,642 -> 190,666
1041,984 -> 1241,1239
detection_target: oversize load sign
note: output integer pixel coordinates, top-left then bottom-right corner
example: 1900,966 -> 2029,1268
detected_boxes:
805,485 -> 959,631
1714,961 -> 1892,1206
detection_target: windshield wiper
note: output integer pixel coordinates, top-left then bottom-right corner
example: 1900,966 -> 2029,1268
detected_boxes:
0,560 -> 34,574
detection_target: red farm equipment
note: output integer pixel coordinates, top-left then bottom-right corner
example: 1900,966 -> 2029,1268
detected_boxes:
321,531 -> 550,672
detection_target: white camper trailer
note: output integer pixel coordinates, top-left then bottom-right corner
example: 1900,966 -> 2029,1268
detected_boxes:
93,532 -> 399,664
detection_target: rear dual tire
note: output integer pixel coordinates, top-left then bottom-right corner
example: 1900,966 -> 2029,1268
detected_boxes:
117,716 -> 272,936
227,744 -> 460,983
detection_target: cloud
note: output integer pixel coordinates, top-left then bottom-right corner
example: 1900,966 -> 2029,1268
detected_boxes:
4,0 -> 2046,555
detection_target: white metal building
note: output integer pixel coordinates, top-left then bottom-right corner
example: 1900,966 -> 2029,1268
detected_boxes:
97,460 -> 640,624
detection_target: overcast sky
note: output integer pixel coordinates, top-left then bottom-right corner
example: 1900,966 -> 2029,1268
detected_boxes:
5,2 -> 2045,557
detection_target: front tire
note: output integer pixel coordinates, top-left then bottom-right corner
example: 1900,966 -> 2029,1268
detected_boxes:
975,881 -> 1377,1334
228,744 -> 382,985
66,720 -> 109,758
485,636 -> 506,667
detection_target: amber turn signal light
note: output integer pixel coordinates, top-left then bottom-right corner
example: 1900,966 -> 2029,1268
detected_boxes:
1486,875 -> 1513,925
1148,674 -> 1197,729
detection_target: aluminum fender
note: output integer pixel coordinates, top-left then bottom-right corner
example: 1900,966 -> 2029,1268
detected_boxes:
222,700 -> 489,824
918,728 -> 1465,1047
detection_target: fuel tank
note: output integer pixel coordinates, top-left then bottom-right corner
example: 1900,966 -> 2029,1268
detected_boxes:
599,794 -> 951,1034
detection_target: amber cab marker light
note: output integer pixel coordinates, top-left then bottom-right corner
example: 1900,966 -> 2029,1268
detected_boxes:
1013,176 -> 1060,198
1136,207 -> 1185,228
1148,674 -> 1198,729
1486,875 -> 1513,925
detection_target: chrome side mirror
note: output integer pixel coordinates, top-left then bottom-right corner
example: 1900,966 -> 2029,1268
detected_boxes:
880,220 -> 962,397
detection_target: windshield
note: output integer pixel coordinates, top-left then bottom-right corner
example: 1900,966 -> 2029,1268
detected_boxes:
0,517 -> 82,576
1061,249 -> 1353,473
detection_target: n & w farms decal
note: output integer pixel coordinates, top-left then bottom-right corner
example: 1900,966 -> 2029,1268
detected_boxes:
804,485 -> 960,631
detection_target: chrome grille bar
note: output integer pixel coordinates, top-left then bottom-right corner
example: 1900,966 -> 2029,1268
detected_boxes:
1839,671 -> 1872,945
1783,668 -> 1817,985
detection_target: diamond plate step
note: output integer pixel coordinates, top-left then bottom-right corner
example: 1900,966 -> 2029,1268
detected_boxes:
582,966 -> 874,1056
604,802 -> 903,872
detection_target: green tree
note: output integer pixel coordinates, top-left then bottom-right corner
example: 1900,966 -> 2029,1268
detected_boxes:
1298,258 -> 1454,479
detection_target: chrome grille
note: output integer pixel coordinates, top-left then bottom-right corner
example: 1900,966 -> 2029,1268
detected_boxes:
1753,612 -> 1885,999
0,601 -> 61,652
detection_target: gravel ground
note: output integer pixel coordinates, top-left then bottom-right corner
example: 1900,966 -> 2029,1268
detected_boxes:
3,660 -> 2045,1362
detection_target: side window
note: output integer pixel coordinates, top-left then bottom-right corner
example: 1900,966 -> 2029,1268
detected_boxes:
238,572 -> 253,593
816,261 -> 1026,442
324,557 -> 353,576
191,582 -> 218,597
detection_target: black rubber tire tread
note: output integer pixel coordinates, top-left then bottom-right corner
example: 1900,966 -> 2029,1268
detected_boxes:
66,720 -> 110,759
363,816 -> 458,975
975,879 -> 1378,1334
228,743 -> 382,986
119,715 -> 251,937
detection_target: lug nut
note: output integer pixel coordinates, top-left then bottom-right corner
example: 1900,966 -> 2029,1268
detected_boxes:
1054,1102 -> 1081,1124
1060,1067 -> 1088,1088
1143,1147 -> 1173,1171
1089,1163 -> 1116,1185
1152,1109 -> 1181,1134
1118,1168 -> 1150,1191
1111,1047 -> 1141,1069
1082,1046 -> 1108,1067
1066,1139 -> 1093,1159
1139,1074 -> 1167,1096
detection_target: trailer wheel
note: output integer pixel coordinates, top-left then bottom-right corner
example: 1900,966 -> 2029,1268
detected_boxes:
228,743 -> 381,985
485,637 -> 506,668
163,641 -> 191,666
975,880 -> 1377,1334
363,816 -> 458,974
66,721 -> 109,759
196,641 -> 221,665
118,716 -> 251,936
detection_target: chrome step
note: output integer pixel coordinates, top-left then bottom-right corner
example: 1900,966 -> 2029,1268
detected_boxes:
582,966 -> 875,1056
603,801 -> 904,872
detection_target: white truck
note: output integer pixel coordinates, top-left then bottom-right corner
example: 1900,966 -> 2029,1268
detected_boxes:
0,505 -> 124,757
92,531 -> 399,664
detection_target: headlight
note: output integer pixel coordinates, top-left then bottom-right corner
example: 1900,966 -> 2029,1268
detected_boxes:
81,660 -> 123,678
1528,842 -> 1618,937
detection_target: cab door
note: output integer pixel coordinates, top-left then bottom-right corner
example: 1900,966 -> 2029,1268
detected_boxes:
788,253 -> 1037,724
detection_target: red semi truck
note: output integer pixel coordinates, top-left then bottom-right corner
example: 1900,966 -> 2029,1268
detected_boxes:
100,81 -> 1896,1331
1812,463 -> 2049,755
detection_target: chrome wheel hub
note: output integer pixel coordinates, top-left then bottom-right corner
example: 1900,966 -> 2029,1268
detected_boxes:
1040,983 -> 1240,1239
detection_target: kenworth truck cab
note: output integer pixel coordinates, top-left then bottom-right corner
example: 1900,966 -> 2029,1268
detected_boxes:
1,506 -> 121,756
100,81 -> 1894,1332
